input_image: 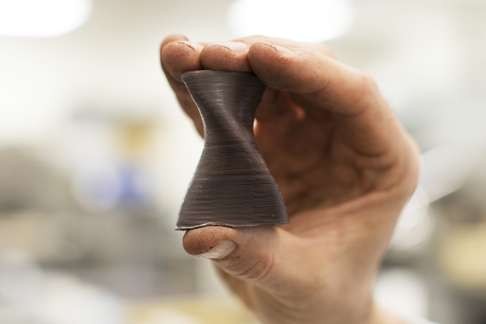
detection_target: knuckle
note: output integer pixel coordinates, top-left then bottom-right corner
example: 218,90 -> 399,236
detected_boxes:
347,72 -> 380,108
225,253 -> 274,282
394,136 -> 421,199
356,73 -> 379,98
273,51 -> 295,67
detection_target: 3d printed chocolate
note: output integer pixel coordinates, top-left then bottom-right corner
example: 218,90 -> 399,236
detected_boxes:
176,70 -> 288,230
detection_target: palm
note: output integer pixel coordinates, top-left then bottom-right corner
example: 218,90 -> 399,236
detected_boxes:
219,89 -> 404,313
255,90 -> 388,217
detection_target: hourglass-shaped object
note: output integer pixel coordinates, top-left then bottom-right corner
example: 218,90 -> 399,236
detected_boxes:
176,70 -> 288,230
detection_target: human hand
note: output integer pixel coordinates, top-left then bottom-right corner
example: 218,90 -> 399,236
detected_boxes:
160,35 -> 419,324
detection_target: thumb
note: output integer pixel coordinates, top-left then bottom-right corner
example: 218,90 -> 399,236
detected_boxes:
183,226 -> 281,284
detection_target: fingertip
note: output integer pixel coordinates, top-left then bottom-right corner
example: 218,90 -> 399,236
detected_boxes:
160,34 -> 188,51
182,226 -> 237,256
249,42 -> 295,61
160,34 -> 188,71
200,42 -> 251,72
160,40 -> 203,81
248,42 -> 297,90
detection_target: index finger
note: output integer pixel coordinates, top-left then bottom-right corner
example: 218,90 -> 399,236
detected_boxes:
160,34 -> 205,135
240,37 -> 405,157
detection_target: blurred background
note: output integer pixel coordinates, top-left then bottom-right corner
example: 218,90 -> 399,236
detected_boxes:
0,0 -> 485,323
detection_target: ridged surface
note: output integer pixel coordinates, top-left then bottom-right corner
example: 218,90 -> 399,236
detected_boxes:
176,70 -> 288,230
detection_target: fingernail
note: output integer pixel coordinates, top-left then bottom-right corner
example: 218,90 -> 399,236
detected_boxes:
212,41 -> 248,53
177,40 -> 200,51
198,240 -> 236,260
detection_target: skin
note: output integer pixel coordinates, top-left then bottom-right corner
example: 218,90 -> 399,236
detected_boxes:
160,34 -> 420,324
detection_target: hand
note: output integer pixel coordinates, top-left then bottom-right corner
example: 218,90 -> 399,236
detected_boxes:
160,35 -> 419,324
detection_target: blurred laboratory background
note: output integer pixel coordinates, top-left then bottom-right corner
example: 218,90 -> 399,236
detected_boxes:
0,0 -> 485,323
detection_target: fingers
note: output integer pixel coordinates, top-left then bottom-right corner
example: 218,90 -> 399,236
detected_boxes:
200,41 -> 251,71
183,226 -> 302,293
161,41 -> 202,81
246,41 -> 374,115
161,34 -> 401,156
242,37 -> 402,156
183,226 -> 277,283
160,35 -> 252,135
160,35 -> 204,134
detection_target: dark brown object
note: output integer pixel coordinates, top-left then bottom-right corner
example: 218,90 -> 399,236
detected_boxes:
176,70 -> 288,230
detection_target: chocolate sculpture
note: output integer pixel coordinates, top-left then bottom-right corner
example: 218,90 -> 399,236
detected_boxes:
176,70 -> 288,230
